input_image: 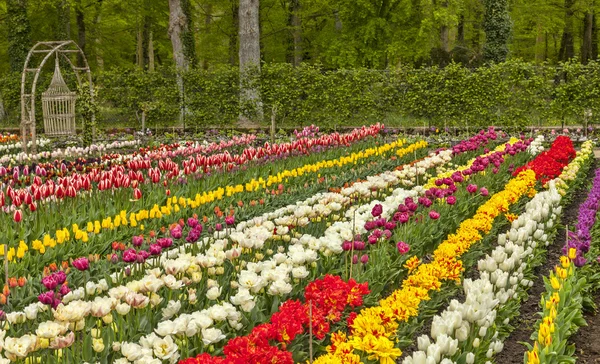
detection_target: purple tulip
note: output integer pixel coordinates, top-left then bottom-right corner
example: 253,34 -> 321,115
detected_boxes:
132,235 -> 144,247
72,257 -> 89,271
371,204 -> 383,217
360,254 -> 369,264
396,241 -> 410,255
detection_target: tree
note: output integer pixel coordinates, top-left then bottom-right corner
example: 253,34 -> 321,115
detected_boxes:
239,0 -> 263,122
287,0 -> 302,66
7,0 -> 32,72
168,0 -> 196,71
482,0 -> 511,63
559,0 -> 576,61
581,1 -> 597,63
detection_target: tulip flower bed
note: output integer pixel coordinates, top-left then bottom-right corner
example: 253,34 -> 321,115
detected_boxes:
8,128 -> 596,364
0,129 -> 514,363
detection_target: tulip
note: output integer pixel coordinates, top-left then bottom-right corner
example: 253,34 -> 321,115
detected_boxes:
397,241 -> 410,254
13,209 -> 22,223
132,235 -> 144,247
133,188 -> 142,200
352,254 -> 359,264
446,196 -> 457,205
480,187 -> 489,196
467,184 -> 478,193
429,210 -> 440,220
72,257 -> 90,271
371,204 -> 383,217
360,254 -> 369,264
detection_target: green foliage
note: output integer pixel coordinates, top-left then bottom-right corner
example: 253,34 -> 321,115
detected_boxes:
482,0 -> 511,63
6,0 -> 32,72
181,0 -> 197,68
76,82 -> 99,146
3,61 -> 600,129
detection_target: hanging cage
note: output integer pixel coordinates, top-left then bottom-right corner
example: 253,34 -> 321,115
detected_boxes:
41,56 -> 77,136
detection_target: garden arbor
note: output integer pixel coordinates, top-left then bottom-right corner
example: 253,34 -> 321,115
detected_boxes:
20,41 -> 94,153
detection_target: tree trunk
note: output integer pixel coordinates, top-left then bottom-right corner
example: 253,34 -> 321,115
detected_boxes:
457,14 -> 465,45
203,4 -> 213,69
559,0 -> 575,61
583,11 -> 594,63
239,0 -> 263,122
92,0 -> 104,69
142,15 -> 151,68
593,13 -> 598,59
168,0 -> 191,71
7,0 -> 32,72
229,1 -> 239,65
287,0 -> 302,66
148,31 -> 155,72
440,1 -> 449,52
56,0 -> 70,39
180,0 -> 197,67
535,22 -> 545,62
136,28 -> 144,68
75,0 -> 86,67
334,10 -> 342,31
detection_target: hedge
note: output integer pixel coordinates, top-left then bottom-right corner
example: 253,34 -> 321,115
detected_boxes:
1,59 -> 599,129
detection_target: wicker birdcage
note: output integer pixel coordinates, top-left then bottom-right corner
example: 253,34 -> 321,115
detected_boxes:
41,57 -> 77,136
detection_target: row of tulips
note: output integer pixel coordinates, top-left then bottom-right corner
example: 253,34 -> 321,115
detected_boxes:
401,141 -> 594,364
0,132 -> 498,362
525,150 -> 600,364
0,134 -> 258,186
0,125 -> 383,204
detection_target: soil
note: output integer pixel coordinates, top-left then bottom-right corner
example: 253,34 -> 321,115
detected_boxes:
571,293 -> 600,363
496,161 -> 597,364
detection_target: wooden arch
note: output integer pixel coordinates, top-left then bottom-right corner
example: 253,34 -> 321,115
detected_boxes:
20,40 -> 94,153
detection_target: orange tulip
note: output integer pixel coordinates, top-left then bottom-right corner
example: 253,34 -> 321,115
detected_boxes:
17,277 -> 26,287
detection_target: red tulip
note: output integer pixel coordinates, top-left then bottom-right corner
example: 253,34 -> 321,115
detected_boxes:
29,203 -> 36,212
13,209 -> 22,223
133,188 -> 142,200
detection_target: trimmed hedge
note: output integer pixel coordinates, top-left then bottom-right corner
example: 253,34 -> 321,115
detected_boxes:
1,59 -> 600,129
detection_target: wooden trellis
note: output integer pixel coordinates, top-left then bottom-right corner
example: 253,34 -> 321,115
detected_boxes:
20,41 -> 94,153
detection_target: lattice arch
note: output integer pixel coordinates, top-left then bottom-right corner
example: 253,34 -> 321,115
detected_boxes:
20,41 -> 94,153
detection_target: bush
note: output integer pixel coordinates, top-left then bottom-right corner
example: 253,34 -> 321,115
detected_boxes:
2,60 -> 600,130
